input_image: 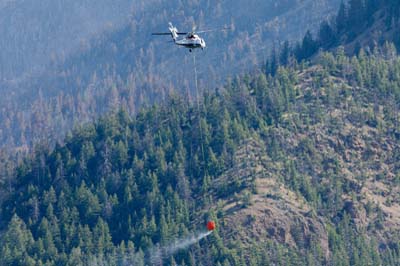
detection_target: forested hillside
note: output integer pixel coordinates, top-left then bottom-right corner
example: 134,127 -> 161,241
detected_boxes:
2,1 -> 400,265
1,49 -> 400,265
0,0 -> 340,155
266,0 -> 400,74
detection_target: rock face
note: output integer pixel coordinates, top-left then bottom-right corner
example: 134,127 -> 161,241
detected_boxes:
209,138 -> 328,258
220,152 -> 331,258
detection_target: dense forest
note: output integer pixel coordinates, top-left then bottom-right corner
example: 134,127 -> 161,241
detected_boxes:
1,48 -> 400,265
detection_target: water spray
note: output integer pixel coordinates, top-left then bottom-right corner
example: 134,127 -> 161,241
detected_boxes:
149,229 -> 213,265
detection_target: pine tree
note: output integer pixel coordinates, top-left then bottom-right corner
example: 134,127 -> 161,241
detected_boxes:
300,31 -> 318,60
0,215 -> 36,266
336,1 -> 348,34
318,21 -> 337,49
280,41 -> 291,66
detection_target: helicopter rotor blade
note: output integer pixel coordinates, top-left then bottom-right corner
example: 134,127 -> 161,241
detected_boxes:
152,32 -> 188,36
195,27 -> 231,34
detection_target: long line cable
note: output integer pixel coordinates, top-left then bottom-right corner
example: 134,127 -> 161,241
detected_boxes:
193,53 -> 208,179
194,53 -> 198,105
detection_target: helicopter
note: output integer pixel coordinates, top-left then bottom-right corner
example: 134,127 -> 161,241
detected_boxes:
152,22 -> 225,52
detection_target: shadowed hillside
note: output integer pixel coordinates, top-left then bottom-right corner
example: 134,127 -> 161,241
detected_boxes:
0,0 -> 340,155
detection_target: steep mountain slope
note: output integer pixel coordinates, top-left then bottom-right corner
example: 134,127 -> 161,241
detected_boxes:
272,0 -> 400,67
334,0 -> 400,53
0,0 -> 135,80
0,0 -> 339,81
1,50 -> 400,265
0,0 -> 340,154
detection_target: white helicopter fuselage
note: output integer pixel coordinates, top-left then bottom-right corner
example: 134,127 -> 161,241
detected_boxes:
175,34 -> 206,50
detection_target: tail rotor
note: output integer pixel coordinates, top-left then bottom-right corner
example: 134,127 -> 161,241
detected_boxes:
168,22 -> 178,42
